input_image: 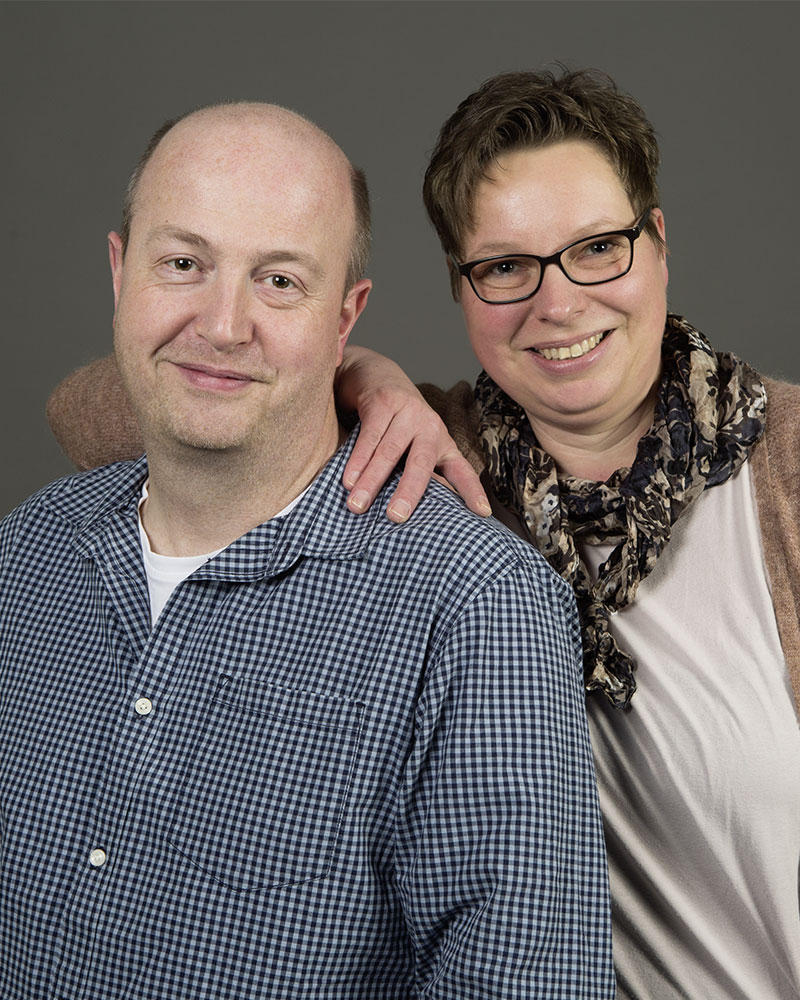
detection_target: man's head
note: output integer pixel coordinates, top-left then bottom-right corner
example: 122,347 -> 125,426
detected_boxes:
422,68 -> 662,299
109,103 -> 371,462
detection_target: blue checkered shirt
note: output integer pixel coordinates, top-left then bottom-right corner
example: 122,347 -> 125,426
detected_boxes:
0,433 -> 614,998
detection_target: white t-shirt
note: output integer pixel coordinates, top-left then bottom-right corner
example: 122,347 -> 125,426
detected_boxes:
137,482 -> 308,626
583,460 -> 800,999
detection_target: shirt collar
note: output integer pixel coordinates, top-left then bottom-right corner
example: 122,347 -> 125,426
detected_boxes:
54,428 -> 399,582
202,427 -> 396,581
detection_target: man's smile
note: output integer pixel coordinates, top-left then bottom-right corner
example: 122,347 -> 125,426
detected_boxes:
178,362 -> 253,380
173,361 -> 259,391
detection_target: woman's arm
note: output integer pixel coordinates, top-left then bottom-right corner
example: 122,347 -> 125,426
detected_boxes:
46,355 -> 143,470
336,346 -> 490,522
46,346 -> 490,521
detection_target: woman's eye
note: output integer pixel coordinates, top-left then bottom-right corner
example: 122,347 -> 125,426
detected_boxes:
473,258 -> 522,280
581,235 -> 627,257
492,260 -> 517,275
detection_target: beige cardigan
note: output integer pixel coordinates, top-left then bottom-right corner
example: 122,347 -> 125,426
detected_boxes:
46,360 -> 800,711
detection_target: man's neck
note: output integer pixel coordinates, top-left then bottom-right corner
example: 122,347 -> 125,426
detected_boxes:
141,424 -> 345,557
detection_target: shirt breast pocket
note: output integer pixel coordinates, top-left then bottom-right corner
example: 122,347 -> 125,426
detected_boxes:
167,675 -> 365,892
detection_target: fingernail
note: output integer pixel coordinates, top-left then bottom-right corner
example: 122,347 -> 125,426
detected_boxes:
478,497 -> 492,516
344,469 -> 361,489
388,499 -> 411,523
349,489 -> 369,512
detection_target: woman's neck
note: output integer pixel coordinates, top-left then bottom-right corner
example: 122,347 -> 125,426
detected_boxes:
527,395 -> 657,482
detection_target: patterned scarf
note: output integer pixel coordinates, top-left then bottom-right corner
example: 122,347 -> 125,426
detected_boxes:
476,315 -> 767,709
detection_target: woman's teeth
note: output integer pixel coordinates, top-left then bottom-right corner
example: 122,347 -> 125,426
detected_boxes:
537,331 -> 606,361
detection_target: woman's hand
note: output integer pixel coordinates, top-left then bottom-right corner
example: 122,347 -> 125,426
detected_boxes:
337,346 -> 491,522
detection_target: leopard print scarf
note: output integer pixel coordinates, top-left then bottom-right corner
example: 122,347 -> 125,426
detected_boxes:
476,315 -> 767,709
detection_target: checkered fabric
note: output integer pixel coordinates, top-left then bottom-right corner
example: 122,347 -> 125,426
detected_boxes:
0,432 -> 614,999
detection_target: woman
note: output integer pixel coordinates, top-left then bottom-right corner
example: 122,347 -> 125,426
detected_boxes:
49,70 -> 800,998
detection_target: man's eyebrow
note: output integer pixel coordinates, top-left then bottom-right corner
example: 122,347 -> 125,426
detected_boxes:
146,226 -> 212,251
144,227 -> 324,278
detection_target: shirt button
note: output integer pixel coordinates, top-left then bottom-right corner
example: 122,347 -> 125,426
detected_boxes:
134,697 -> 153,716
89,848 -> 107,868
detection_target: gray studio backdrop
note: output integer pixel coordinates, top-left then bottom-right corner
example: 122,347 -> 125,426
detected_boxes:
3,0 -> 799,515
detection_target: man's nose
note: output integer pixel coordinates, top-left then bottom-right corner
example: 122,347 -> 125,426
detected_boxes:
529,261 -> 584,324
195,278 -> 254,349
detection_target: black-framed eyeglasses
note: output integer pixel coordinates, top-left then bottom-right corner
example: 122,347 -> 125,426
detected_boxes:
455,209 -> 652,305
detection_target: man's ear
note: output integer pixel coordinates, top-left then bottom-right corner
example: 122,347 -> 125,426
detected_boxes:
108,232 -> 125,317
336,278 -> 372,364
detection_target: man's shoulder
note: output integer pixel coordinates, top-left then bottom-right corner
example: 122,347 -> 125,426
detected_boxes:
2,459 -> 144,538
355,479 -> 581,661
372,475 -> 569,600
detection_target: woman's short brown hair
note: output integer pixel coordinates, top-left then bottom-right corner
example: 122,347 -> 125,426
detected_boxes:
422,68 -> 663,298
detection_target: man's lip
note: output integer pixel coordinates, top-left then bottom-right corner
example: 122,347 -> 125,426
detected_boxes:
175,362 -> 255,382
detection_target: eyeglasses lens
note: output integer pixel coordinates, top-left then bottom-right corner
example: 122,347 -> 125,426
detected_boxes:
470,232 -> 633,303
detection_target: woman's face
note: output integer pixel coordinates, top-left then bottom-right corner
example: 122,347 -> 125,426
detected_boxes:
459,140 -> 669,442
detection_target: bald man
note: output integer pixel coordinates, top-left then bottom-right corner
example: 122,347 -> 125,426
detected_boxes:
0,104 -> 614,998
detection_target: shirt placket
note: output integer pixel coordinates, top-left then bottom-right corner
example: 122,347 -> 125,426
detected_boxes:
50,516 -> 190,998
52,514 -> 283,999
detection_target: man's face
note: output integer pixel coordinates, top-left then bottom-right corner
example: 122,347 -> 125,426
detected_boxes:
459,140 -> 668,441
110,110 -> 370,460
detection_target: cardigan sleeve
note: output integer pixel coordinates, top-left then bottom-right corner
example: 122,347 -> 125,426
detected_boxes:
418,380 -> 486,476
750,376 -> 800,715
46,354 -> 143,470
45,358 -> 486,478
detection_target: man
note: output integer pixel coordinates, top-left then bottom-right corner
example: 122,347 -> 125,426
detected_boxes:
1,103 -> 614,998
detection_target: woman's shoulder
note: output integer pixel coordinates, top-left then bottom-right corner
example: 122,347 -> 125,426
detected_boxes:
764,375 -> 800,413
418,380 -> 484,474
762,377 -> 800,469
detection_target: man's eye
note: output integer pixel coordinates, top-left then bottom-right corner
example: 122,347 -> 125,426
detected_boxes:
267,274 -> 295,290
168,258 -> 196,272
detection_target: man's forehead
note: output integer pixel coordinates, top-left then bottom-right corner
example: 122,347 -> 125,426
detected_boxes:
140,113 -> 345,218
148,105 -> 347,183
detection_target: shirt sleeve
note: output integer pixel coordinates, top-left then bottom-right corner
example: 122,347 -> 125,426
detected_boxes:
0,495 -> 34,573
393,558 -> 615,999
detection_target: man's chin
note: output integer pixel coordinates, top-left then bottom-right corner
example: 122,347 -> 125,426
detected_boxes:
151,420 -> 251,456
